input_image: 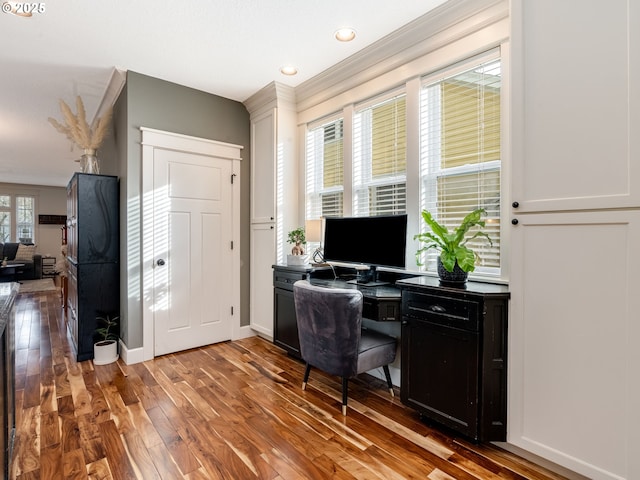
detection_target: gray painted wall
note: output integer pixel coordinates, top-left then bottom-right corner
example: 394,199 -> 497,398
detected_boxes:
114,71 -> 250,350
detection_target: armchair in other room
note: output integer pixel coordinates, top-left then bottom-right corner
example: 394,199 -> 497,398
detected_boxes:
293,280 -> 396,415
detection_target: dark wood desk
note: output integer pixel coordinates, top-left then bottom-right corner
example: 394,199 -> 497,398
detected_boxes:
273,264 -> 510,443
272,265 -> 403,358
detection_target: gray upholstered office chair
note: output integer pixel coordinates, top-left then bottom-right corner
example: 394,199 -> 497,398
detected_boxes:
293,280 -> 397,415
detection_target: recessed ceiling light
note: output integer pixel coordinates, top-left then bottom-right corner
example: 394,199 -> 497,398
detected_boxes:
334,28 -> 356,42
280,66 -> 298,76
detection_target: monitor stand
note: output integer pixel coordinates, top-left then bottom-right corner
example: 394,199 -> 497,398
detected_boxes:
346,266 -> 389,287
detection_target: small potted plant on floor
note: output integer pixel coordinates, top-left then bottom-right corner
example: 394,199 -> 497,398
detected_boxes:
414,208 -> 492,285
286,227 -> 308,266
94,314 -> 119,365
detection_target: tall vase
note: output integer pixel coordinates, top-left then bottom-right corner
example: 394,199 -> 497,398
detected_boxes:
81,149 -> 100,174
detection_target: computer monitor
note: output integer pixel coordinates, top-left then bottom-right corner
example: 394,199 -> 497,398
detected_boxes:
323,214 -> 407,284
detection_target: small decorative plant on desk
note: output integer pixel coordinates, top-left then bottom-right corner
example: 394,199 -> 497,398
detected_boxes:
287,227 -> 308,266
414,208 -> 492,286
94,314 -> 119,365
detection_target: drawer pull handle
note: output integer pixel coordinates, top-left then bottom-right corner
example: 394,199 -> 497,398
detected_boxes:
429,305 -> 446,313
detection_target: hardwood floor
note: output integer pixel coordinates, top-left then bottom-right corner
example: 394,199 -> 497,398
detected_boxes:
11,290 -> 573,480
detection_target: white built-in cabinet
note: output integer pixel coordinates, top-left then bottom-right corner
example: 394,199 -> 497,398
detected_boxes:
245,83 -> 299,339
509,2 -> 640,479
250,109 -> 276,224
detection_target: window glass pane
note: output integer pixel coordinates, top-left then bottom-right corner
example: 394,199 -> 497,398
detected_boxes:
323,121 -> 343,189
441,65 -> 501,168
0,195 -> 10,208
321,192 -> 343,218
420,59 -> 501,275
354,94 -> 407,216
371,98 -> 406,177
0,211 -> 10,243
437,170 -> 500,268
369,183 -> 406,216
17,196 -> 35,242
306,118 -> 344,220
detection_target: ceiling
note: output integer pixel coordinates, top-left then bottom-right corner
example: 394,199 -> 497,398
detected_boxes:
0,0 -> 448,187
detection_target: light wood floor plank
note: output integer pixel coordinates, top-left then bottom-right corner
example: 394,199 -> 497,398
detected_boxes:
10,291 -> 578,480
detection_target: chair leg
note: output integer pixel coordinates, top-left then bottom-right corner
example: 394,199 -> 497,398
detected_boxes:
302,363 -> 312,390
383,365 -> 394,397
341,377 -> 348,416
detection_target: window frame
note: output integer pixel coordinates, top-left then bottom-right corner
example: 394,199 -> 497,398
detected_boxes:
305,114 -> 345,220
419,55 -> 502,278
353,89 -> 407,216
0,193 -> 37,244
302,48 -> 506,281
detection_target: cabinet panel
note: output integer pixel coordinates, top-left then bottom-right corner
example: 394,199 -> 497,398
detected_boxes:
402,318 -> 479,439
67,174 -> 119,264
273,287 -> 300,357
250,109 -> 276,223
511,0 -> 640,211
509,210 -> 640,479
272,266 -> 311,357
250,223 -> 275,337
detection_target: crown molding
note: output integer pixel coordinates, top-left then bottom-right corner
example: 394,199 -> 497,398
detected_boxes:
95,67 -> 126,121
243,81 -> 297,116
294,0 -> 508,113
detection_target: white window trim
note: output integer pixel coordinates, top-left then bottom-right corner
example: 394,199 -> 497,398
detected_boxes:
419,54 -> 503,279
0,192 -> 37,244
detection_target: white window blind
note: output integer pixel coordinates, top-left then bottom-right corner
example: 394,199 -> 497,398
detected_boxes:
419,59 -> 501,275
353,93 -> 407,216
305,118 -> 344,219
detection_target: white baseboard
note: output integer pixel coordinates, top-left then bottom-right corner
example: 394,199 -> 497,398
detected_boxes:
119,340 -> 144,365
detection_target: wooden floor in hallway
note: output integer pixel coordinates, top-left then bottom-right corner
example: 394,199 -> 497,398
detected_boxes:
10,290 -> 574,480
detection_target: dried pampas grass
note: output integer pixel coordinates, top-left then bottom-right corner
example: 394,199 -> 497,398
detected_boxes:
48,96 -> 113,151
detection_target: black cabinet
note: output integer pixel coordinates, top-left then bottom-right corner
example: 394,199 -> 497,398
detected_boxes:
273,265 -> 315,357
0,283 -> 17,480
397,276 -> 509,442
66,173 -> 119,361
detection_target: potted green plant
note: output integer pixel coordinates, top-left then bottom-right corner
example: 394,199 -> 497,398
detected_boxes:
94,314 -> 119,365
414,208 -> 492,285
286,227 -> 308,266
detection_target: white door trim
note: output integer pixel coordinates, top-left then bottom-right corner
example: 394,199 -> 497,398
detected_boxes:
141,127 -> 242,361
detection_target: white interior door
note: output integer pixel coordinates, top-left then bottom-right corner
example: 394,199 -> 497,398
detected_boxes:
152,147 -> 233,356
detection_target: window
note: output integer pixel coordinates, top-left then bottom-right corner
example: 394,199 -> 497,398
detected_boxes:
17,196 -> 35,242
303,53 -> 503,278
305,117 -> 344,219
419,59 -> 501,275
0,194 -> 36,243
353,93 -> 407,216
0,195 -> 10,243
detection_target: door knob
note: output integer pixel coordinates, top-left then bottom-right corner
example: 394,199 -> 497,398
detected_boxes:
156,259 -> 166,266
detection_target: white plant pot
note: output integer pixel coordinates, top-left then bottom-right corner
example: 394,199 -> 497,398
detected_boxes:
94,340 -> 118,365
287,254 -> 309,266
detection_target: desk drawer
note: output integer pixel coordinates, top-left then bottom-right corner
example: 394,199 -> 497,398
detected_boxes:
402,291 -> 479,331
273,270 -> 308,291
363,297 -> 401,322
